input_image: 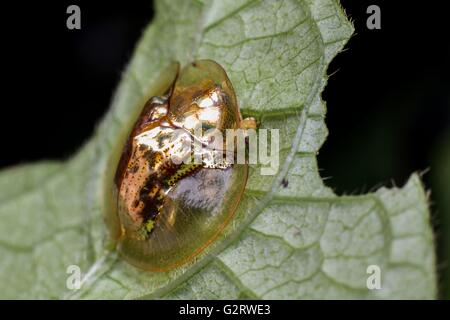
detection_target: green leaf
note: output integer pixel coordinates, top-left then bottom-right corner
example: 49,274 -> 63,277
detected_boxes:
0,0 -> 437,299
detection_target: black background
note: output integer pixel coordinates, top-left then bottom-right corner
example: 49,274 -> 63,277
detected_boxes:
1,1 -> 449,297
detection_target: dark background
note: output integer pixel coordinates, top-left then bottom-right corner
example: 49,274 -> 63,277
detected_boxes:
1,1 -> 449,297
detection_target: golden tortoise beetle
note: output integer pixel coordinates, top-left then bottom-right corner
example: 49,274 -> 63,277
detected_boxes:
111,60 -> 256,271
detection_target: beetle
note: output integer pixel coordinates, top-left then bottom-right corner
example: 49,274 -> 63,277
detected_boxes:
111,60 -> 256,271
